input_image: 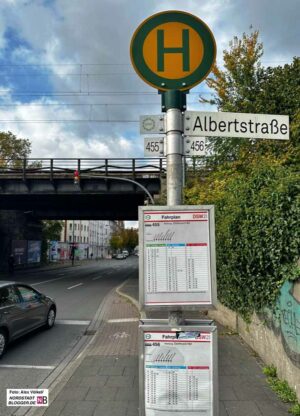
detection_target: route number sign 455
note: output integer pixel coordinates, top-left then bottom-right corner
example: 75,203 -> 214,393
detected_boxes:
144,137 -> 164,157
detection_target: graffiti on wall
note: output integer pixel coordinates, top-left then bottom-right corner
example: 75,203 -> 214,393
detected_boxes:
263,279 -> 300,368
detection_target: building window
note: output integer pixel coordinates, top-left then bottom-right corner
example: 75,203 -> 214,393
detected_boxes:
69,223 -> 72,230
74,224 -> 77,231
69,235 -> 72,242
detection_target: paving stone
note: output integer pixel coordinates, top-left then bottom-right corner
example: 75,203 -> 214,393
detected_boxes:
115,356 -> 138,367
72,365 -> 99,377
43,400 -> 66,416
106,375 -> 135,387
219,401 -> 229,416
79,375 -> 108,387
124,366 -> 138,376
93,406 -> 127,416
99,365 -> 125,376
66,374 -> 84,387
56,386 -> 89,401
85,386 -> 118,401
116,386 -> 139,401
94,356 -> 120,367
224,400 -> 262,416
92,400 -> 130,416
232,384 -> 271,401
126,411 -> 139,416
255,400 -> 290,416
62,400 -> 98,416
219,386 -> 238,400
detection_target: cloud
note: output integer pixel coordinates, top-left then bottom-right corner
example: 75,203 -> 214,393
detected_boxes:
0,0 -> 298,161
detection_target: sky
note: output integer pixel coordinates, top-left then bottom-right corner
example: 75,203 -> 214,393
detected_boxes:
0,0 -> 298,161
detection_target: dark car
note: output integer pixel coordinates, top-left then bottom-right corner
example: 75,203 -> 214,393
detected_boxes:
0,281 -> 56,358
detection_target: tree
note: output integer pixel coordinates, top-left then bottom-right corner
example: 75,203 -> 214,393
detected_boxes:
200,31 -> 299,166
0,131 -> 31,167
41,220 -> 63,263
185,31 -> 300,318
110,228 -> 138,252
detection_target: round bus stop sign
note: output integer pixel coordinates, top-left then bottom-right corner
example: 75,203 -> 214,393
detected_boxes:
130,10 -> 216,91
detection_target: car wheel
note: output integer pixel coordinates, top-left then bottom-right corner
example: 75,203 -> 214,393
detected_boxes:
45,307 -> 56,329
0,330 -> 8,359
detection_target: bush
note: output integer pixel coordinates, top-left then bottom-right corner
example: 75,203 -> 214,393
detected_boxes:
185,160 -> 300,319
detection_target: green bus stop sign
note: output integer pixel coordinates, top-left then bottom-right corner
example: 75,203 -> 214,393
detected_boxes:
130,10 -> 216,91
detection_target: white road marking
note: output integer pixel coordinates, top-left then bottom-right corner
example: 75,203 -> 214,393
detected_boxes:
92,276 -> 105,281
67,283 -> 83,290
56,319 -> 90,325
0,365 -> 55,370
107,318 -> 139,323
32,275 -> 70,286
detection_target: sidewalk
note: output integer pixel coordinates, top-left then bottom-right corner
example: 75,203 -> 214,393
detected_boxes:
40,276 -> 290,416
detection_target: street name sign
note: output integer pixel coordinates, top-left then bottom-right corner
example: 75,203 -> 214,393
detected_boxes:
139,205 -> 217,310
130,11 -> 216,91
140,115 -> 165,134
144,137 -> 164,157
184,111 -> 289,140
184,137 -> 205,156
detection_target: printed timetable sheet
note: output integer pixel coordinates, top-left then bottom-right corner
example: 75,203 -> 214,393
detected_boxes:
142,209 -> 213,306
144,331 -> 213,416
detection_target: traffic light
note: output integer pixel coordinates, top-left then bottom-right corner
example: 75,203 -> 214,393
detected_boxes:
74,169 -> 80,185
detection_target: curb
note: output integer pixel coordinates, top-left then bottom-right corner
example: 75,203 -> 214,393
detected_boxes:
116,278 -> 146,319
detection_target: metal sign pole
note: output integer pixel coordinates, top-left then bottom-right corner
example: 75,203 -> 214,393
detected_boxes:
163,90 -> 186,325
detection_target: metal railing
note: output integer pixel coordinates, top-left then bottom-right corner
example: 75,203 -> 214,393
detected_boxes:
0,158 -> 167,180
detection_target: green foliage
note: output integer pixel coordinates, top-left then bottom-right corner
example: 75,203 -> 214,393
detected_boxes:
41,220 -> 63,263
110,227 -> 138,252
185,161 -> 300,318
200,30 -> 300,166
263,365 -> 277,378
263,365 -> 299,413
186,30 -> 300,319
0,131 -> 31,166
290,403 -> 300,416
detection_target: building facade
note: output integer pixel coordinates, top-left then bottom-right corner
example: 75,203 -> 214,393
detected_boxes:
60,220 -> 117,259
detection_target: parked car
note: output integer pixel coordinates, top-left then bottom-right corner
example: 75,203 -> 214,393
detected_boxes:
116,253 -> 125,260
0,281 -> 56,359
122,250 -> 129,258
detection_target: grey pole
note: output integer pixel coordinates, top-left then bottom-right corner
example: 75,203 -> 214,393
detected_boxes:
165,106 -> 185,325
166,108 -> 183,206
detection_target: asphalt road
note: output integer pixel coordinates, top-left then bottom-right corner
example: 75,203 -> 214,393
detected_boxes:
0,256 -> 138,416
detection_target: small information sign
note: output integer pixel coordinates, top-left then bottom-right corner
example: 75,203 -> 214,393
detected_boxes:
139,205 -> 216,310
140,115 -> 165,134
144,137 -> 164,157
184,137 -> 205,156
139,320 -> 218,416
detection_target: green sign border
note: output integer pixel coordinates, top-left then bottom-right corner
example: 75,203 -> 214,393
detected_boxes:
130,10 -> 216,91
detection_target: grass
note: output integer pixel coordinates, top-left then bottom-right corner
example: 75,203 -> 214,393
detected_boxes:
263,365 -> 300,415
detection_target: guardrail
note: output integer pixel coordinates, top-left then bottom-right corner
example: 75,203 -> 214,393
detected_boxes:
0,158 -> 167,180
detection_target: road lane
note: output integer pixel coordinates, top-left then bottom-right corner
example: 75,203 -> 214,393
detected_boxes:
0,257 -> 138,416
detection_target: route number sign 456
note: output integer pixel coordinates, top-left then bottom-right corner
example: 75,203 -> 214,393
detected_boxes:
184,137 -> 205,156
